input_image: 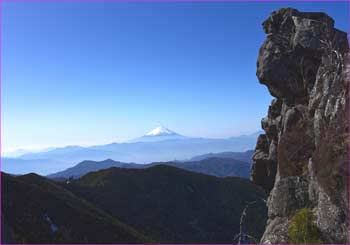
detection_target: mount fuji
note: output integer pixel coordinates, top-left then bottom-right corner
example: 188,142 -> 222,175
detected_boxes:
128,126 -> 187,143
145,126 -> 178,136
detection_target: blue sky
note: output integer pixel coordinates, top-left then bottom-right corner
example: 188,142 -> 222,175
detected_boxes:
1,1 -> 349,152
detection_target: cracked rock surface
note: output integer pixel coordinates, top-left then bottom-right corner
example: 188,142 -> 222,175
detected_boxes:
251,8 -> 349,244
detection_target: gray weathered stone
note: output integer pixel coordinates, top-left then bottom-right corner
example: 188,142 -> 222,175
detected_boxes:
251,7 -> 349,244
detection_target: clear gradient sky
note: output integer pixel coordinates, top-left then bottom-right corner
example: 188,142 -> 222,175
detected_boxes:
1,1 -> 349,153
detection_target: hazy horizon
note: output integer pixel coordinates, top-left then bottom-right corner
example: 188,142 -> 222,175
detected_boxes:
2,127 -> 262,155
2,1 -> 348,153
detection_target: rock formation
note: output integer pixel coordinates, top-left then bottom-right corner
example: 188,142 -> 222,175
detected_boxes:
251,8 -> 349,243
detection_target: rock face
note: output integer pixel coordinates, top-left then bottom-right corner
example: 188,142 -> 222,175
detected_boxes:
251,8 -> 349,244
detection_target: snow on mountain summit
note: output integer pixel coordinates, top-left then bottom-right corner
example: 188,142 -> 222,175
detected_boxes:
126,126 -> 185,143
145,126 -> 177,136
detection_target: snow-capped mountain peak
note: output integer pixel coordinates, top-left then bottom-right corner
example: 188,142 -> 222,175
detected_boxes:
145,126 -> 177,136
127,126 -> 185,143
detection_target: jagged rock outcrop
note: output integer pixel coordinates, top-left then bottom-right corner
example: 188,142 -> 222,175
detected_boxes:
251,8 -> 349,244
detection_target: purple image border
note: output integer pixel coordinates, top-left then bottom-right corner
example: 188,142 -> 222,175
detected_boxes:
0,0 -> 349,244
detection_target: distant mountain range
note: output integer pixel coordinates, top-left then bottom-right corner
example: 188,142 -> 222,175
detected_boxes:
1,158 -> 72,176
47,150 -> 254,179
3,127 -> 261,175
2,147 -> 56,158
188,150 -> 254,162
